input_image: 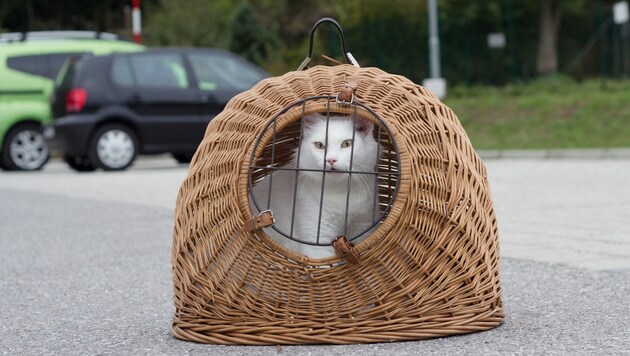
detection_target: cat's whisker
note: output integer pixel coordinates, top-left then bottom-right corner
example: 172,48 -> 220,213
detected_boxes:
350,174 -> 374,201
350,162 -> 378,172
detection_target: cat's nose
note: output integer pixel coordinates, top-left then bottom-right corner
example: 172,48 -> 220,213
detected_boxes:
327,159 -> 337,166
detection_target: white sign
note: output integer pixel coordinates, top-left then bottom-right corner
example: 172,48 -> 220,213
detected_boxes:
487,33 -> 506,48
614,1 -> 629,24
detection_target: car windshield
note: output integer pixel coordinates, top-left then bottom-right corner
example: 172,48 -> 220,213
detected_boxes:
188,51 -> 266,92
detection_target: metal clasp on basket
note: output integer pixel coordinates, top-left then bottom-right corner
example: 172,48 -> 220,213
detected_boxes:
332,235 -> 359,264
335,91 -> 354,105
242,210 -> 275,232
336,80 -> 358,105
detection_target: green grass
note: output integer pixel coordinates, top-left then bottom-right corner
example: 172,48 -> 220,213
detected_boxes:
443,76 -> 630,150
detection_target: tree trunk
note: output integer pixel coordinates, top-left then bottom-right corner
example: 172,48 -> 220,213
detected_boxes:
537,0 -> 562,75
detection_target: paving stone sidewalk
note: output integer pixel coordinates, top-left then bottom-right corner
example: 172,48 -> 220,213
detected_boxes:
0,154 -> 628,355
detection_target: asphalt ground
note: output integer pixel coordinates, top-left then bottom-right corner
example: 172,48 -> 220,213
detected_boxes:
1,155 -> 628,355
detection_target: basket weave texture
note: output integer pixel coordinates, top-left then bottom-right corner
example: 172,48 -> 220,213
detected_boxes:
172,65 -> 503,345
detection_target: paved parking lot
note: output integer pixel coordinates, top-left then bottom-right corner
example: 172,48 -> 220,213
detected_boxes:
1,155 -> 628,355
485,159 -> 630,271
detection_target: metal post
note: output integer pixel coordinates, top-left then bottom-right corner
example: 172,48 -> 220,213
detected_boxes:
423,0 -> 447,99
613,1 -> 630,77
132,0 -> 142,44
428,0 -> 441,78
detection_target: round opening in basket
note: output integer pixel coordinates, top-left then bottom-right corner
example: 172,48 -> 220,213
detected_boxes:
248,95 -> 400,259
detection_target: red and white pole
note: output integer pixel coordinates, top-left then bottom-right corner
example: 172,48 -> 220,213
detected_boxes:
131,0 -> 142,44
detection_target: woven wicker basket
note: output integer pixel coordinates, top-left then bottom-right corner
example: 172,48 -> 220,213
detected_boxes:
171,64 -> 504,345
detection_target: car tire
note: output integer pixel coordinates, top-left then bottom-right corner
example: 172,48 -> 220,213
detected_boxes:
172,152 -> 194,164
64,155 -> 97,172
1,122 -> 49,171
88,123 -> 138,171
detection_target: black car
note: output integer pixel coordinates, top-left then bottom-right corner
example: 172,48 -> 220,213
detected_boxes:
45,47 -> 268,171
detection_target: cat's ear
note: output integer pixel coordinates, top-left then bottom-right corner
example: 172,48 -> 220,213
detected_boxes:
354,117 -> 374,136
301,113 -> 324,129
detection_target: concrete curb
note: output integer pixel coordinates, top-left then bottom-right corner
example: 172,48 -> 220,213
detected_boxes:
477,148 -> 630,160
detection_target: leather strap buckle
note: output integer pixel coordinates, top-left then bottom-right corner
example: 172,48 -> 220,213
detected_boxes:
243,210 -> 275,232
332,235 -> 360,264
335,80 -> 358,105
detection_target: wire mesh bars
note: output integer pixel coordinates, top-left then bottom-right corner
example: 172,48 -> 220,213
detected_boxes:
171,65 -> 504,345
248,96 -> 400,260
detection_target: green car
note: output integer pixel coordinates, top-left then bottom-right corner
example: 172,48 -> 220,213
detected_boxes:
0,31 -> 144,170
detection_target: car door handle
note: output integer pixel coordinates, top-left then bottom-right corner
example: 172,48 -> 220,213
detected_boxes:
201,95 -> 209,103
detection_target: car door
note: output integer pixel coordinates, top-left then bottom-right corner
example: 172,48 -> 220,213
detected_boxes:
186,50 -> 267,129
113,52 -> 201,153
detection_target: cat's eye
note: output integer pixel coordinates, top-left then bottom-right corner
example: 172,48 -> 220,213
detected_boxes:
341,139 -> 353,148
314,142 -> 325,149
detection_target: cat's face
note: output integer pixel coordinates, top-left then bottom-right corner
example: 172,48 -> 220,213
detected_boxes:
297,114 -> 379,179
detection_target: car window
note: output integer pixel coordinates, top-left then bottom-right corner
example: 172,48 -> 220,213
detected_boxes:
56,55 -> 86,89
7,52 -> 86,79
7,55 -> 47,78
187,52 -> 265,92
111,56 -> 135,87
127,53 -> 189,89
49,53 -> 83,79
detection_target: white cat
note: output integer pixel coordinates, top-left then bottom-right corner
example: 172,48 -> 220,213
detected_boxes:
250,113 -> 380,259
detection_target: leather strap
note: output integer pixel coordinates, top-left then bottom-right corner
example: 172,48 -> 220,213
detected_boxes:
242,210 -> 275,232
336,80 -> 358,104
332,235 -> 360,264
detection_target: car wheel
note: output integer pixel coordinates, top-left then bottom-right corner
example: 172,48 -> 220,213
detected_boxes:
89,123 -> 138,171
1,123 -> 49,171
64,155 -> 97,172
172,152 -> 194,164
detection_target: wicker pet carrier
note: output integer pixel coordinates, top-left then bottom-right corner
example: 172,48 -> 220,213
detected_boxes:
172,18 -> 503,345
